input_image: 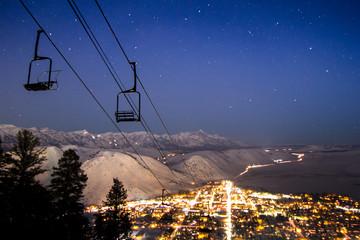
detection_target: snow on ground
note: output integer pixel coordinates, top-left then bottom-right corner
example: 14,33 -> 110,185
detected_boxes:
31,143 -> 360,205
37,146 -> 299,205
81,150 -> 186,205
171,148 -> 297,180
37,146 -> 63,185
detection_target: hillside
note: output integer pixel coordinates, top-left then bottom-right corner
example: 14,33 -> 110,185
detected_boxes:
35,145 -> 297,205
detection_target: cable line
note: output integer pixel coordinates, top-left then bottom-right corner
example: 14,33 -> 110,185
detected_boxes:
95,0 -> 199,187
67,0 -> 184,189
19,0 -> 170,194
67,0 -> 167,160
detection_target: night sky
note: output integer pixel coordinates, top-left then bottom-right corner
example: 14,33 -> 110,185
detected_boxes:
1,0 -> 360,145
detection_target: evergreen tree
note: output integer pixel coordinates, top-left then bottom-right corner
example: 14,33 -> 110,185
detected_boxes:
9,129 -> 47,183
104,178 -> 127,212
0,139 -> 10,176
5,129 -> 53,239
94,178 -> 132,240
0,139 -> 12,230
50,149 -> 89,240
0,139 -> 11,186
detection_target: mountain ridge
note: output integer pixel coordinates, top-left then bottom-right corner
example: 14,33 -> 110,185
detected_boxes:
2,124 -> 359,205
0,124 -> 244,151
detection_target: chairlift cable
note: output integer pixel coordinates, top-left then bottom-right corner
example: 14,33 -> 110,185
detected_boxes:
67,0 -> 168,160
19,0 -> 170,195
68,0 -> 185,190
68,0 -> 166,159
95,0 -> 199,187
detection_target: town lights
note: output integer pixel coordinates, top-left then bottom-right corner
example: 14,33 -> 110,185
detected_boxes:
225,180 -> 233,240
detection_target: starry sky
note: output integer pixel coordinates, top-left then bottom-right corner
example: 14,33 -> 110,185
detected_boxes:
1,0 -> 360,145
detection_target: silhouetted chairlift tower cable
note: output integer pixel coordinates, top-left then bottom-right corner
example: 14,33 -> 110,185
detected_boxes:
67,0 -> 139,120
24,29 -> 61,91
67,0 -> 185,190
68,0 -> 165,158
95,0 -> 199,188
67,0 -> 168,160
67,0 -> 184,191
19,0 -> 171,195
67,0 -> 139,121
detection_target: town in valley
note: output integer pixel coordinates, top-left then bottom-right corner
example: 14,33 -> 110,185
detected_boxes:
87,180 -> 360,239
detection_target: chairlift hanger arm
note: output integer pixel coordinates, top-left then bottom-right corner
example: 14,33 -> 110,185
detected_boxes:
34,29 -> 45,60
121,62 -> 137,93
131,62 -> 137,91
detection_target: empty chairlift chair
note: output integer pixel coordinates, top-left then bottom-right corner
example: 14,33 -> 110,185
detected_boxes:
115,62 -> 141,122
24,30 -> 61,91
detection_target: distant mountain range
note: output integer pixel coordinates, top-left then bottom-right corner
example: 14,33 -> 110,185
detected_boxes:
2,124 -> 359,205
0,124 -> 244,151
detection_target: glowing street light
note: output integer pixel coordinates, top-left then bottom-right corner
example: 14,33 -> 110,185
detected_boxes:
225,180 -> 232,240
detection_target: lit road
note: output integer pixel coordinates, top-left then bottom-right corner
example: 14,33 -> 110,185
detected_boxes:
233,152 -> 304,179
225,180 -> 232,240
289,219 -> 306,239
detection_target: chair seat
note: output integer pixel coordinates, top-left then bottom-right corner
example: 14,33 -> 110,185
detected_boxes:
24,82 -> 52,91
115,110 -> 140,122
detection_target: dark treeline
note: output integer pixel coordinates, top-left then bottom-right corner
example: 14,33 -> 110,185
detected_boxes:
0,129 -> 132,240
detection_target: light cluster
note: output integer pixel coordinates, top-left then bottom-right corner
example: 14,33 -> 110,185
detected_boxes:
87,180 -> 360,239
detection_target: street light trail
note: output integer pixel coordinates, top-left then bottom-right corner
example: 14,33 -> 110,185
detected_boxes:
225,180 -> 232,240
233,153 -> 305,179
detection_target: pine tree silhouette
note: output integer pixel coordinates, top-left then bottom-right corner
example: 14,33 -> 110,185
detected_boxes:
0,139 -> 12,232
94,178 -> 132,240
4,129 -> 53,239
50,149 -> 89,240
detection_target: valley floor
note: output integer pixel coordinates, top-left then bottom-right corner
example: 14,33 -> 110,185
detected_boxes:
87,180 -> 360,239
234,147 -> 360,201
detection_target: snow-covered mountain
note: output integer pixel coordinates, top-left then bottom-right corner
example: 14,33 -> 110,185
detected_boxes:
0,124 -> 244,152
37,145 -> 297,205
0,124 -> 252,205
8,123 -> 357,205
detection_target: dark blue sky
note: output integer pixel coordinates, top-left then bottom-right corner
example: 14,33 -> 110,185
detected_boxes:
1,0 -> 360,145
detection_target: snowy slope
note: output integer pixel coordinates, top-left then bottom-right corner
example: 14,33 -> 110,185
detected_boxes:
170,148 -> 296,182
34,145 -> 298,205
81,150 -> 188,205
37,146 -> 190,205
2,124 -> 308,205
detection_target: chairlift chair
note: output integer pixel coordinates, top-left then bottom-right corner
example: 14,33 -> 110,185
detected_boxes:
24,30 -> 60,91
115,62 -> 141,122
